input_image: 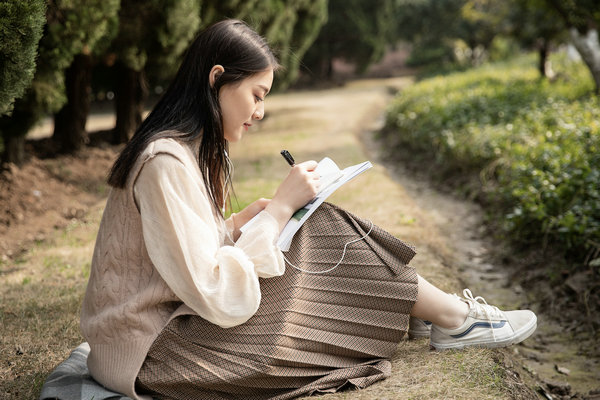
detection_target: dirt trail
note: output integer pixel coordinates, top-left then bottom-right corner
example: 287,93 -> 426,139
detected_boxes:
2,76 -> 598,399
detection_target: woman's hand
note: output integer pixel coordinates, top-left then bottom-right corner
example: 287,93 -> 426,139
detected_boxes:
265,160 -> 320,232
230,198 -> 271,241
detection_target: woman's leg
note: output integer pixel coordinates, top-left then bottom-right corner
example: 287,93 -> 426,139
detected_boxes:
411,275 -> 469,329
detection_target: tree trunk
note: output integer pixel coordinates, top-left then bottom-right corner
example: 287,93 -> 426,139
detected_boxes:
570,27 -> 600,94
325,57 -> 334,80
113,63 -> 147,144
0,105 -> 37,166
52,53 -> 93,152
1,133 -> 25,166
539,40 -> 549,78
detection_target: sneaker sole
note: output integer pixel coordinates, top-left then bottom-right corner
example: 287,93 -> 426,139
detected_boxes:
430,315 -> 537,351
408,331 -> 431,340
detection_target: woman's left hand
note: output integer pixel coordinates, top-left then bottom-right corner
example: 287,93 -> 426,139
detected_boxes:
230,198 -> 271,241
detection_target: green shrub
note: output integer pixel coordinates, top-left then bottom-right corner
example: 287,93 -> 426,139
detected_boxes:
0,0 -> 46,116
384,53 -> 599,266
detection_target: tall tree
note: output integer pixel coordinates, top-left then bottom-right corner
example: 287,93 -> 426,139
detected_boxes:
393,0 -> 465,68
200,0 -> 327,89
508,0 -> 565,78
301,0 -> 399,79
545,0 -> 600,93
51,1 -> 120,153
110,0 -> 201,144
0,1 -> 120,165
0,0 -> 46,117
257,0 -> 329,89
457,0 -> 511,64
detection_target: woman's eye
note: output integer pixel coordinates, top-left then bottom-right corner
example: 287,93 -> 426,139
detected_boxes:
254,95 -> 264,103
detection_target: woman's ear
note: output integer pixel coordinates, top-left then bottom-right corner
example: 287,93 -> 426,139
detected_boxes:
209,65 -> 225,88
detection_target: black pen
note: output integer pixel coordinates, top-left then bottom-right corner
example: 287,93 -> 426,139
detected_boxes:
280,150 -> 295,167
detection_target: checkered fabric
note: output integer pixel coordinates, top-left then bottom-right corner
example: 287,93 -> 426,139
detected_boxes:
136,203 -> 419,399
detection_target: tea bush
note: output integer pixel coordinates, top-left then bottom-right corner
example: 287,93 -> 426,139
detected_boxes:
384,53 -> 600,266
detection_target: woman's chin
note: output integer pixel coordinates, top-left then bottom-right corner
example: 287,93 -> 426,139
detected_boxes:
224,130 -> 244,143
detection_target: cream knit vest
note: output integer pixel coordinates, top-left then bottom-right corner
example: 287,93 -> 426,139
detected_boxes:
80,138 -> 212,400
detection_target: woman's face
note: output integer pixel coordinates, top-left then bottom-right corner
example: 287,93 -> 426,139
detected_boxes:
219,68 -> 274,143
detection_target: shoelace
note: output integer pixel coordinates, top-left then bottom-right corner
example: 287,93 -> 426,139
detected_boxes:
459,288 -> 503,342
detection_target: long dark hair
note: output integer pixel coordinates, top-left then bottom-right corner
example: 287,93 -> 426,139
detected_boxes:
107,19 -> 280,214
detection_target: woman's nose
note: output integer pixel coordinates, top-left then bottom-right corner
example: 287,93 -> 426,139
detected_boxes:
253,104 -> 264,120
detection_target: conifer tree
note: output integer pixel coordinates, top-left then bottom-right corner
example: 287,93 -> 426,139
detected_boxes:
0,0 -> 119,164
200,0 -> 328,89
0,0 -> 46,117
52,1 -> 120,153
301,0 -> 399,79
110,0 -> 201,143
111,0 -> 325,144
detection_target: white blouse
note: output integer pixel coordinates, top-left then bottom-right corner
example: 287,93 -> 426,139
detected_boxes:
134,152 -> 285,328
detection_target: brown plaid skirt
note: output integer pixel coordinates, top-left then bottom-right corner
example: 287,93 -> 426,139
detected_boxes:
136,203 -> 419,399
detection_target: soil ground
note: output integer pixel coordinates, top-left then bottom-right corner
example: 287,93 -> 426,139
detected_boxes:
1,76 -> 598,399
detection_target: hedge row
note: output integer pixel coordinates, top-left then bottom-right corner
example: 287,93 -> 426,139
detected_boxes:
384,53 -> 599,267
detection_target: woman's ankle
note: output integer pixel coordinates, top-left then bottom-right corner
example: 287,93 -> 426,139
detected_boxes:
437,297 -> 470,330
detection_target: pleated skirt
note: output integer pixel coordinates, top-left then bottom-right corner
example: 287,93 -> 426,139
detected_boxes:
136,203 -> 419,399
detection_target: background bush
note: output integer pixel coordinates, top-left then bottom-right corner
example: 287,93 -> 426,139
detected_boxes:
384,52 -> 600,268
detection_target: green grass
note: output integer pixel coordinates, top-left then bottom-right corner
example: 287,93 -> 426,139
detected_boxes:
383,52 -> 600,270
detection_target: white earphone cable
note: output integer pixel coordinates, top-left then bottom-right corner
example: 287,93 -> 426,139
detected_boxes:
283,220 -> 374,274
222,150 -> 233,214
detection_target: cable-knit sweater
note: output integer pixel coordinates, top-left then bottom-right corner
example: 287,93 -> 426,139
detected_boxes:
80,137 -> 284,399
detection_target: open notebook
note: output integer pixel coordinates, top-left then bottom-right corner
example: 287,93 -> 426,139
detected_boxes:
241,157 -> 372,251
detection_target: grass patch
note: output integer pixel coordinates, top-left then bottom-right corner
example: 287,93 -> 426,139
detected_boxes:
0,205 -> 101,399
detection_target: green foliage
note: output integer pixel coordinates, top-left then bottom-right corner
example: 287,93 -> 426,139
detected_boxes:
508,0 -> 565,49
544,0 -> 600,93
201,0 -> 327,89
154,0 -> 201,75
487,36 -> 521,62
271,0 -> 328,88
301,0 -> 398,78
113,0 -> 325,88
0,0 -> 120,163
401,0 -> 511,67
32,0 -> 121,114
114,0 -> 200,76
384,53 -> 599,264
544,0 -> 600,33
395,0 -> 465,68
458,0 -> 511,50
0,0 -> 46,116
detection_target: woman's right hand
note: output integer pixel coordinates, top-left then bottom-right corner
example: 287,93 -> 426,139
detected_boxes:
265,160 -> 320,232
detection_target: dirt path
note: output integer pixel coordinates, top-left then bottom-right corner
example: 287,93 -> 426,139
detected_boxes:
1,76 -> 597,399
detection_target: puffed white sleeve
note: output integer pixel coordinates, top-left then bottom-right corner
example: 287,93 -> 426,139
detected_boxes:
134,153 -> 284,328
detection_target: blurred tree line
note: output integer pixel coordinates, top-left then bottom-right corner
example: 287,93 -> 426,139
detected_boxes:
0,0 -> 327,165
0,0 -> 598,166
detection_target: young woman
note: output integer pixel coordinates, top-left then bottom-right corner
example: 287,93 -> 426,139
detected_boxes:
80,19 -> 537,400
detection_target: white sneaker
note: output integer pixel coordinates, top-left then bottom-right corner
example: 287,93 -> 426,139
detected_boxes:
430,289 -> 537,350
408,317 -> 432,339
